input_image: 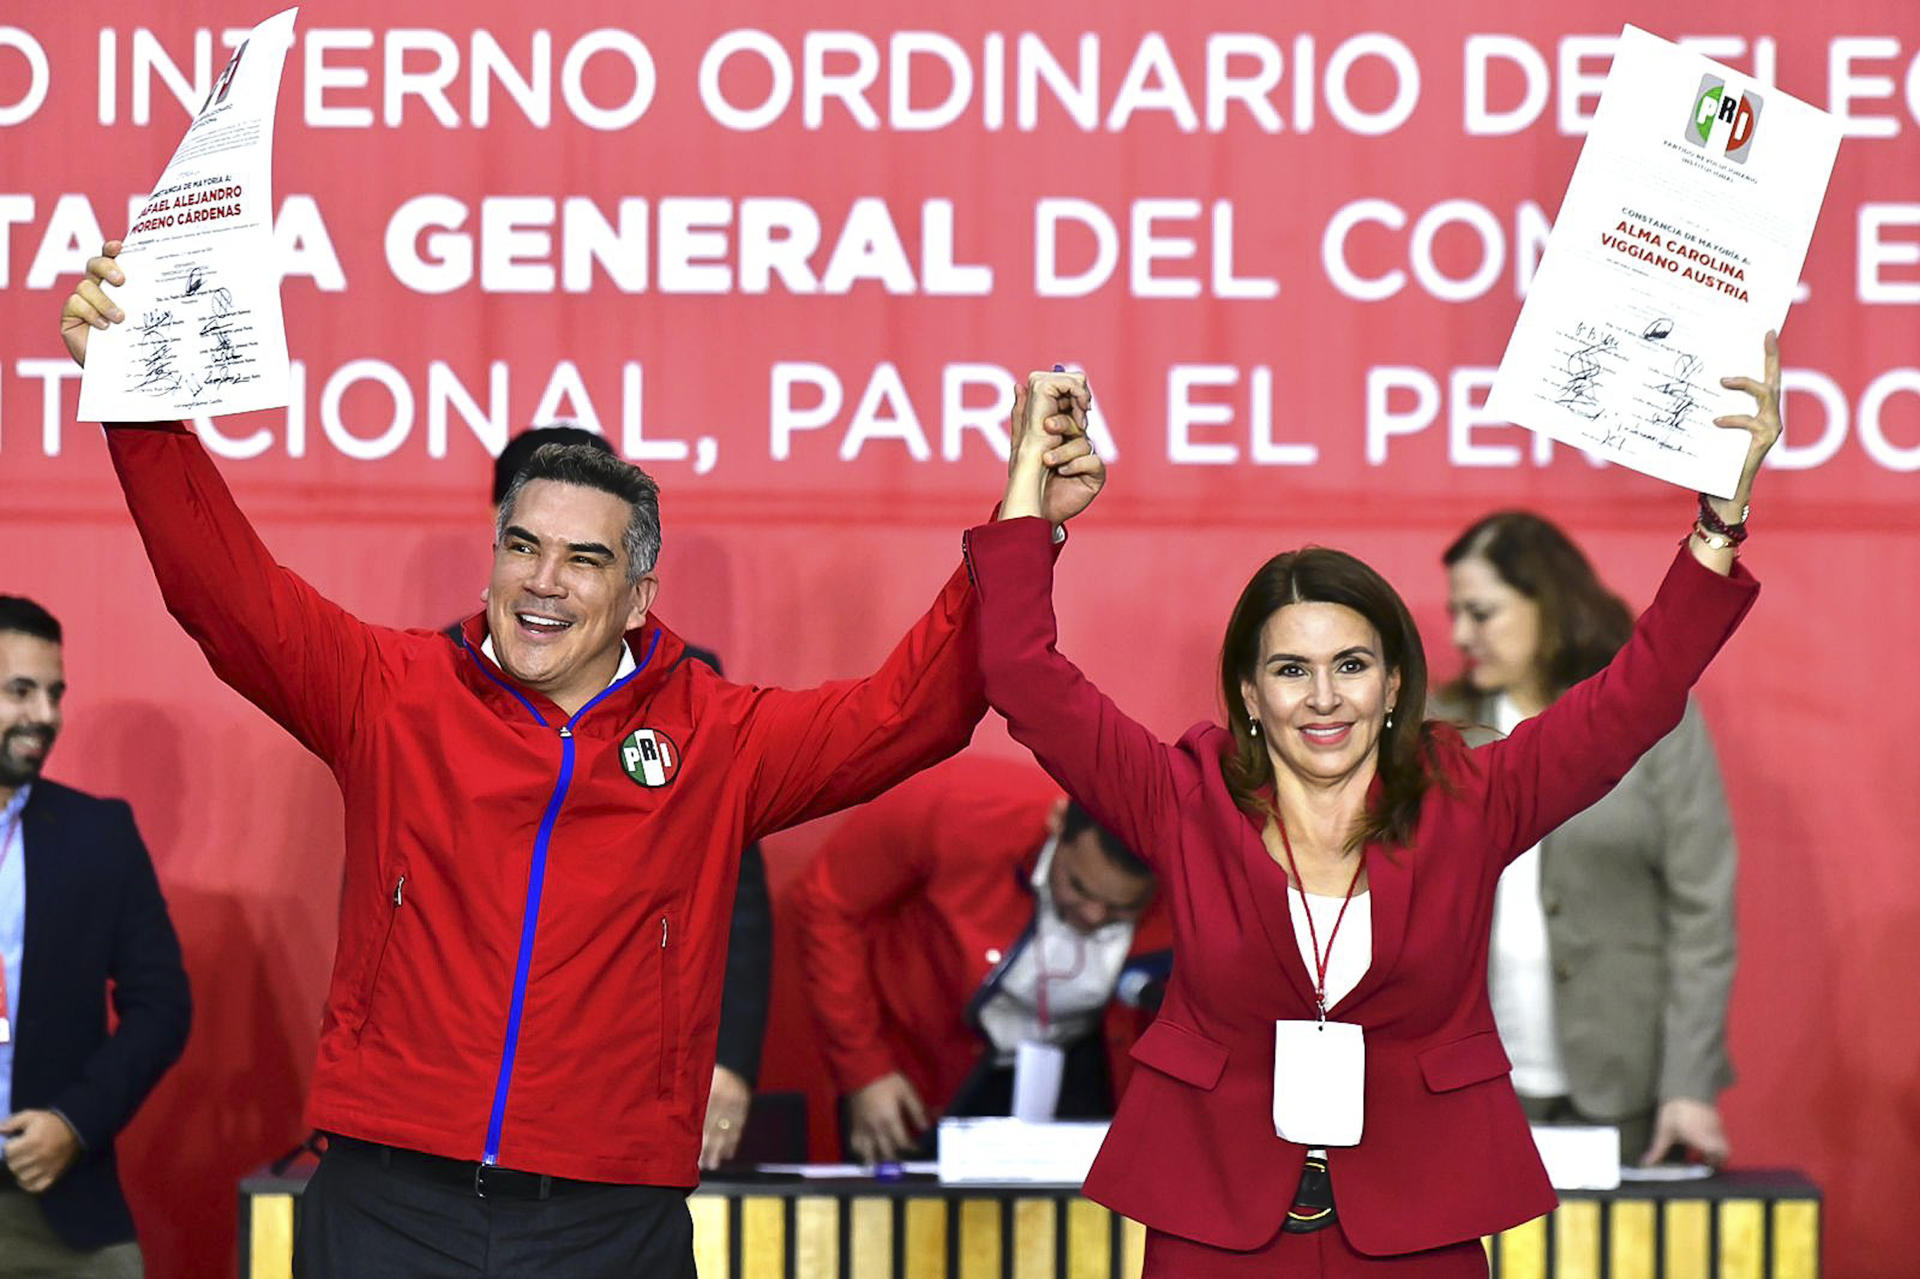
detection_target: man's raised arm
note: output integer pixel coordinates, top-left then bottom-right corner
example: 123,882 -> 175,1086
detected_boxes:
62,242 -> 388,763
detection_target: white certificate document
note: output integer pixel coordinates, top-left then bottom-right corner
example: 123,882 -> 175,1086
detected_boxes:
1486,26 -> 1841,497
78,8 -> 297,423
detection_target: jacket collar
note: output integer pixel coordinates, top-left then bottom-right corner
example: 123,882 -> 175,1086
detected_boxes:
16,778 -> 60,826
449,611 -> 688,728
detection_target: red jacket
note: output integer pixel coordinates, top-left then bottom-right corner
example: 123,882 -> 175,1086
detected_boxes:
105,423 -> 985,1186
965,518 -> 1757,1257
791,755 -> 1172,1115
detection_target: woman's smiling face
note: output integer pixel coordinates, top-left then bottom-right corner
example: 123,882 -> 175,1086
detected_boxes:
1241,601 -> 1401,789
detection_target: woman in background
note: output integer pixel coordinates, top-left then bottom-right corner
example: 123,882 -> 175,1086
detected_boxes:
1437,512 -> 1737,1169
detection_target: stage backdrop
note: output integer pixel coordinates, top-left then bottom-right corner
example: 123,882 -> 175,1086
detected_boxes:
4,3 -> 1918,1275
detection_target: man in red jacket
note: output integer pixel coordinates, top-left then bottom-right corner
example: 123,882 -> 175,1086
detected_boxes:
793,755 -> 1170,1163
59,246 -> 1101,1276
480,425 -> 775,1173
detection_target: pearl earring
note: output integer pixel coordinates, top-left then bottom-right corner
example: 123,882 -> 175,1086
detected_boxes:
1385,708 -> 1396,730
1248,718 -> 1261,738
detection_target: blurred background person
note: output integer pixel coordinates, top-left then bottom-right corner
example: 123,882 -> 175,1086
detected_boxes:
1436,511 -> 1737,1168
483,427 -> 773,1171
792,754 -> 1170,1164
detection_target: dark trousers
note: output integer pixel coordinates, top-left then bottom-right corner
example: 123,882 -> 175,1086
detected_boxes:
944,1033 -> 1116,1122
293,1138 -> 694,1279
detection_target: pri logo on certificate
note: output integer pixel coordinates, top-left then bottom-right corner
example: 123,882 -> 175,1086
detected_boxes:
1685,76 -> 1762,163
200,40 -> 249,116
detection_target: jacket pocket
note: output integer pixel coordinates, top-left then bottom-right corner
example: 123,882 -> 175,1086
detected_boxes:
657,912 -> 678,1100
352,869 -> 408,1037
1128,1019 -> 1230,1091
1418,1030 -> 1511,1093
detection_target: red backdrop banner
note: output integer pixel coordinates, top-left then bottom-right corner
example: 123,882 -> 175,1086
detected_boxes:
3,3 -> 1917,1275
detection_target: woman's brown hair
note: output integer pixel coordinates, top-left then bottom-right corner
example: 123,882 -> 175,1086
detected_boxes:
1440,511 -> 1634,706
1219,547 -> 1442,851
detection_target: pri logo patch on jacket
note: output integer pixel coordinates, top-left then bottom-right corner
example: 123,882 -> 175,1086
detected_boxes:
619,728 -> 681,788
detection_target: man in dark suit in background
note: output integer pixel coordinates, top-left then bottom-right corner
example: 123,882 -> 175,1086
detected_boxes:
486,429 -> 773,1168
0,596 -> 192,1275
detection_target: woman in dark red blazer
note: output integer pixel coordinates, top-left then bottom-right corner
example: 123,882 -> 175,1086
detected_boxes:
959,342 -> 1780,1276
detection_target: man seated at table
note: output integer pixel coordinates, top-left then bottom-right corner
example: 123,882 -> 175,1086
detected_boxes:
792,755 -> 1170,1163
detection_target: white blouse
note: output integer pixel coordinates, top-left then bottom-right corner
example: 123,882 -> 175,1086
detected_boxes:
1287,886 -> 1372,1009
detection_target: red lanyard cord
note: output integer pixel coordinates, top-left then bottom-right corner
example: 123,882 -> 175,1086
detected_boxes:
1274,816 -> 1366,1022
1033,928 -> 1086,1035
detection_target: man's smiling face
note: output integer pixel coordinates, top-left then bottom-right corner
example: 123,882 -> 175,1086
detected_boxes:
0,630 -> 64,792
484,479 -> 655,711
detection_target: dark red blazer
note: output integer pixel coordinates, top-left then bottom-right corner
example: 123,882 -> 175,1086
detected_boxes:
963,518 -> 1757,1257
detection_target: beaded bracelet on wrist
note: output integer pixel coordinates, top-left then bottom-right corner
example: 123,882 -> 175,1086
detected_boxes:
1696,493 -> 1750,544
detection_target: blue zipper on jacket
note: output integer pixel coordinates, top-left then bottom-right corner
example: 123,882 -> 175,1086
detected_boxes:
462,630 -> 659,1167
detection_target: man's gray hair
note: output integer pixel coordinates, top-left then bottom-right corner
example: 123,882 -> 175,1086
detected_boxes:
494,443 -> 662,583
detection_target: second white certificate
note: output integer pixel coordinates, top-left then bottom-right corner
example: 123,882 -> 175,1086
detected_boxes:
1486,26 -> 1841,497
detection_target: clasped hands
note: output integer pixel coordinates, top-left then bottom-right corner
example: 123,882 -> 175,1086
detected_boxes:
999,370 -> 1103,525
